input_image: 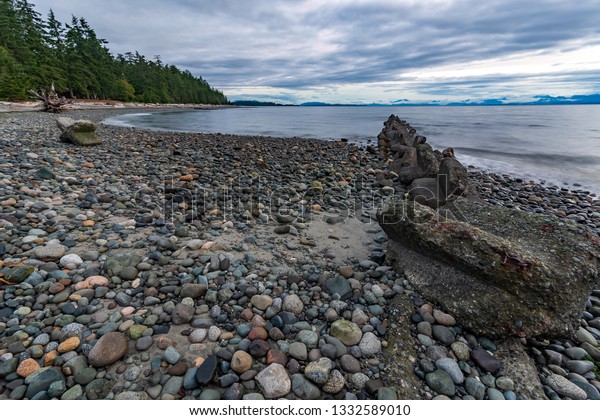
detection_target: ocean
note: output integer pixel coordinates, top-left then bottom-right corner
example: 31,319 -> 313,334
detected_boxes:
104,105 -> 600,194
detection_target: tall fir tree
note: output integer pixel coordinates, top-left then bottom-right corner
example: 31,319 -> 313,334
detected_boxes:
0,0 -> 228,104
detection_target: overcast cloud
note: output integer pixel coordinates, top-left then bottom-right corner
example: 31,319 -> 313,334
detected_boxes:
32,0 -> 600,103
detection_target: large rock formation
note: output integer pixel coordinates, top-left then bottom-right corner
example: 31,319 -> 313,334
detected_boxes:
57,117 -> 101,146
378,115 -> 469,207
377,197 -> 600,339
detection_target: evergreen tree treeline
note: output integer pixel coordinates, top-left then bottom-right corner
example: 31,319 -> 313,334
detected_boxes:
0,0 -> 229,104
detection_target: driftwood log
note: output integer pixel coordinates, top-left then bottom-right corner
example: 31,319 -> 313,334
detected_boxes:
29,83 -> 72,113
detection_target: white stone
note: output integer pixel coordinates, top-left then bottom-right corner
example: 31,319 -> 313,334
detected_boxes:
358,332 -> 382,357
282,294 -> 304,316
255,363 -> 291,398
208,326 -> 221,341
189,329 -> 207,343
186,239 -> 204,250
60,254 -> 84,269
34,243 -> 66,260
546,374 -> 587,400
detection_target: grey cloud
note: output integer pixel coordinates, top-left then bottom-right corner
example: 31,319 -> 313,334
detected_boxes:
32,0 -> 600,101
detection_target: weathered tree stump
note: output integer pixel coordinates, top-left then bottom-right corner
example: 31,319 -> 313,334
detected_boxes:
29,83 -> 72,113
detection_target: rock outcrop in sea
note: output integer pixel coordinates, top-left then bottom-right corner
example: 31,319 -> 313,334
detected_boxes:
378,115 -> 469,207
377,114 -> 600,340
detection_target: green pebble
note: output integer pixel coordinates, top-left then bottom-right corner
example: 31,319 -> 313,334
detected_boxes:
199,389 -> 221,400
61,384 -> 84,400
129,325 -> 148,340
53,291 -> 70,303
54,315 -> 76,327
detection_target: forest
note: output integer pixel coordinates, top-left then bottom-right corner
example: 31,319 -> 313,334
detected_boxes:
0,0 -> 229,104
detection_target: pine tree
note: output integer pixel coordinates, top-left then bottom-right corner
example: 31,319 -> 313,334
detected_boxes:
0,0 -> 229,104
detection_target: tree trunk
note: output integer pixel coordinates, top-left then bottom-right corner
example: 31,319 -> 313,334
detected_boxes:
29,83 -> 73,113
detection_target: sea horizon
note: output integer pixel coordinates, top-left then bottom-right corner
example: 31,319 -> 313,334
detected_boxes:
105,104 -> 600,195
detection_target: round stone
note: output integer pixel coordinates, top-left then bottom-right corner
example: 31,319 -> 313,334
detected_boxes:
465,377 -> 486,400
339,354 -> 361,373
17,358 -> 40,378
358,332 -> 381,357
322,369 -> 345,394
172,303 -> 195,325
136,336 -> 153,351
330,320 -> 363,346
432,325 -> 455,345
433,309 -> 456,326
88,275 -> 109,286
351,372 -> 370,389
88,332 -> 129,367
450,341 -> 470,361
304,357 -> 333,384
297,330 -> 319,349
119,266 -> 138,281
255,363 -> 291,399
208,326 -> 221,341
425,369 -> 455,396
189,329 -> 207,343
58,337 -> 81,353
251,295 -> 273,310
435,358 -> 464,384
487,388 -> 505,400
291,373 -> 321,399
129,325 -> 148,340
231,350 -> 253,374
34,243 -> 66,260
282,294 -> 304,316
163,346 -> 182,365
60,254 -> 84,269
288,342 -> 308,361
471,349 -> 502,374
495,376 -> 515,392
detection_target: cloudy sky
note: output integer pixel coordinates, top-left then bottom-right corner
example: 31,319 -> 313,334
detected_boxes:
32,0 -> 600,104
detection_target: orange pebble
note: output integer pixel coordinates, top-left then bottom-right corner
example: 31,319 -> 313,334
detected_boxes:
17,358 -> 40,377
58,337 -> 81,353
43,350 -> 59,366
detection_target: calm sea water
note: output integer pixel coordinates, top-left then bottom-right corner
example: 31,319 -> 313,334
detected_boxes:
104,105 -> 600,194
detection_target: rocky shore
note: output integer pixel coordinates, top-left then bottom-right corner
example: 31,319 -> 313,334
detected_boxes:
0,110 -> 599,400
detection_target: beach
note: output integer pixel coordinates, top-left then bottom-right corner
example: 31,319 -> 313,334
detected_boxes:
0,108 -> 599,400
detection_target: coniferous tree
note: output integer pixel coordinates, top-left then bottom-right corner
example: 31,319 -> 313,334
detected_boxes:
0,0 -> 228,104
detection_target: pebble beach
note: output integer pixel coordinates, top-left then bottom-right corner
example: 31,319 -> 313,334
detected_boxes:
0,109 -> 599,401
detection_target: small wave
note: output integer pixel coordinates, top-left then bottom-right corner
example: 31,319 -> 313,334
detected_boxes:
103,113 -> 152,127
456,147 -> 600,165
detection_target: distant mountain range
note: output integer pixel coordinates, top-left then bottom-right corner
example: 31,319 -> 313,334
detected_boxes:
234,93 -> 600,107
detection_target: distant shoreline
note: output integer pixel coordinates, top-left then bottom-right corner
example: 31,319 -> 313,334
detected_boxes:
0,100 -> 235,113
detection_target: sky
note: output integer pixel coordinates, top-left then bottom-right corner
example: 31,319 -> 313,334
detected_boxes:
32,0 -> 600,104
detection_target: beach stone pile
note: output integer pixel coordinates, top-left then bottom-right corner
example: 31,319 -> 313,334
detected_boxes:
1,110 -> 599,401
0,110 -> 404,400
472,171 -> 600,235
